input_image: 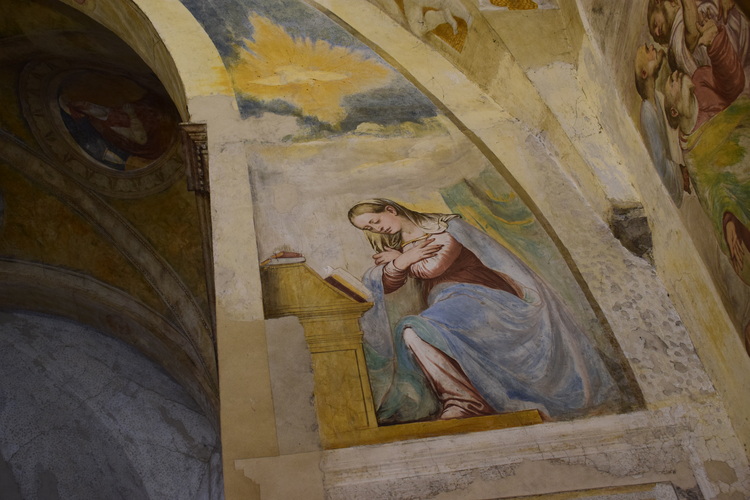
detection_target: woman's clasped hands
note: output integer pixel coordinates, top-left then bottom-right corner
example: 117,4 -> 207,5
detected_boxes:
372,237 -> 443,269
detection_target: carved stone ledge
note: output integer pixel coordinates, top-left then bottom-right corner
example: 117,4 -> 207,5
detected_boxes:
180,122 -> 216,341
181,122 -> 210,195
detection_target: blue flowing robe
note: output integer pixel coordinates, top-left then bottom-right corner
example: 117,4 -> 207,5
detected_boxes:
360,219 -> 619,423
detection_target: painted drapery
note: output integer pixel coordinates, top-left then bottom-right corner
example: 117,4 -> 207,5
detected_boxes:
361,218 -> 620,424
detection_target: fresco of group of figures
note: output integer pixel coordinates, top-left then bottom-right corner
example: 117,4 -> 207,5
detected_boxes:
180,0 -> 640,426
634,0 -> 750,348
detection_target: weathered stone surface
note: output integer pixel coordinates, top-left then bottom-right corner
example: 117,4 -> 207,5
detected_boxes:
609,204 -> 653,263
0,311 -> 221,500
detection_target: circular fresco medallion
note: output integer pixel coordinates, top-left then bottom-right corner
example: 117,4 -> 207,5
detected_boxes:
58,71 -> 175,171
21,60 -> 184,198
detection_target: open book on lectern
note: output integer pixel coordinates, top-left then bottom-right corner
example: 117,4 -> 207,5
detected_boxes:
323,266 -> 370,303
260,251 -> 370,303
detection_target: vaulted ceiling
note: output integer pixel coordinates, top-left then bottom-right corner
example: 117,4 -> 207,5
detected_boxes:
0,0 -> 217,422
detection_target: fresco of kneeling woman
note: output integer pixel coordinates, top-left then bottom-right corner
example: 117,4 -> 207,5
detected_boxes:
349,199 -> 620,424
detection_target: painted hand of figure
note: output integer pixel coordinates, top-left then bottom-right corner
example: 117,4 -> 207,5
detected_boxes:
373,248 -> 402,266
698,18 -> 718,47
394,238 -> 442,269
726,219 -> 746,274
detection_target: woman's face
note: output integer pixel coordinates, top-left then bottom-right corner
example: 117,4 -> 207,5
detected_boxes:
351,206 -> 402,234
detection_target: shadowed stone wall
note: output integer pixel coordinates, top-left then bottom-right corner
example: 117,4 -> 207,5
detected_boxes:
0,310 -> 222,500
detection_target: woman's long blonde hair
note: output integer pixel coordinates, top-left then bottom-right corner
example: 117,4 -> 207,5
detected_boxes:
348,199 -> 459,252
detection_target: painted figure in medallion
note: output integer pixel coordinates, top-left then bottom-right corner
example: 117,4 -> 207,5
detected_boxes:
58,72 -> 176,171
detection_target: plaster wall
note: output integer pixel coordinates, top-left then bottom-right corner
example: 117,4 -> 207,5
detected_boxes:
238,2 -> 749,498
30,3 -> 280,496
0,311 -> 221,500
48,0 -> 750,498
570,0 -> 750,454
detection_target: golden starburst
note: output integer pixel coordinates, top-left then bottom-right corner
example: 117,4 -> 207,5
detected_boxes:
229,15 -> 393,125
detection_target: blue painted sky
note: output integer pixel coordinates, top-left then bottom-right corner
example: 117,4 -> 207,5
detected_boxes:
179,0 -> 438,130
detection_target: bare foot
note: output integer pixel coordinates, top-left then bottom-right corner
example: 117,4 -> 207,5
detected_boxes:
439,405 -> 473,420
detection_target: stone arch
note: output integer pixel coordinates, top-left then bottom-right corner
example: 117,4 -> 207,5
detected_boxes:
56,0 -> 235,119
0,134 -> 217,417
0,258 -> 217,422
24,2 -> 750,499
1,2 -> 235,493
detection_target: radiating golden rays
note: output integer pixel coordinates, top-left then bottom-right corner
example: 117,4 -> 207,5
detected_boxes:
229,15 -> 393,125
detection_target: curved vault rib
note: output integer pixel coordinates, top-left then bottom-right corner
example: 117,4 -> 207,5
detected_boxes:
0,132 -> 216,392
0,257 -> 218,424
